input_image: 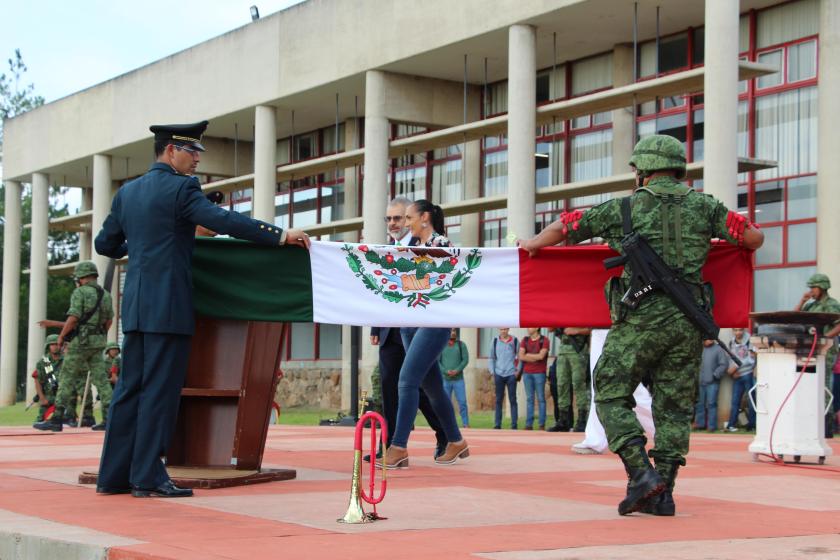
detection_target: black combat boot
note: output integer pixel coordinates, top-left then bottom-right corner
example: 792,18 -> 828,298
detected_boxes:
641,459 -> 680,516
546,411 -> 571,432
572,408 -> 588,432
80,415 -> 96,428
616,438 -> 665,515
33,408 -> 64,432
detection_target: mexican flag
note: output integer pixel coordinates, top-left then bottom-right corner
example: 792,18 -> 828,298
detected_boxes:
192,239 -> 752,328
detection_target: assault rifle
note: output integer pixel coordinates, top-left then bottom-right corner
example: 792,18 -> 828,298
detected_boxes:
603,197 -> 742,367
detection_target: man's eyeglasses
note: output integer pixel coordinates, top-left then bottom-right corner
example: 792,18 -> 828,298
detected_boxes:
384,216 -> 404,223
174,144 -> 200,156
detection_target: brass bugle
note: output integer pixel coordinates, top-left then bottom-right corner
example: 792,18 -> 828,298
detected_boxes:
337,410 -> 388,524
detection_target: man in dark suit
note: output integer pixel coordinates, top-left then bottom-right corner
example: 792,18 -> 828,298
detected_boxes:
369,197 -> 446,460
95,121 -> 309,498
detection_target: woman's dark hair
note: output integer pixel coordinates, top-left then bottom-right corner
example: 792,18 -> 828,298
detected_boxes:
412,199 -> 445,235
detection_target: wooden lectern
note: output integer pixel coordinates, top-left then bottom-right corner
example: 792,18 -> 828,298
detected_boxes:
80,315 -> 295,489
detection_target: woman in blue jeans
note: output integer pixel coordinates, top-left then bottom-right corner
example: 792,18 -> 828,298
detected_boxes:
379,200 -> 469,469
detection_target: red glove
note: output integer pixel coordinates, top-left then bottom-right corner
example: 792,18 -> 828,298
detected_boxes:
31,370 -> 38,379
559,210 -> 584,235
726,211 -> 758,245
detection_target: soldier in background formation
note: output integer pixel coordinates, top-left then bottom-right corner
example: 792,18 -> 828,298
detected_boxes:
34,261 -> 114,432
547,327 -> 591,432
520,134 -> 764,516
31,334 -> 62,424
794,273 -> 840,437
104,342 -> 121,386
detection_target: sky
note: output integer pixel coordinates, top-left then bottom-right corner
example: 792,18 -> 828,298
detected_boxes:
1,0 -> 305,104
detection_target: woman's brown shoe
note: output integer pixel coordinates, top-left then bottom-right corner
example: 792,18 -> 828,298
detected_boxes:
434,440 -> 470,465
376,446 -> 409,469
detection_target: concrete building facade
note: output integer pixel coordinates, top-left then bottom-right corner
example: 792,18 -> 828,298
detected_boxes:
1,0 -> 834,430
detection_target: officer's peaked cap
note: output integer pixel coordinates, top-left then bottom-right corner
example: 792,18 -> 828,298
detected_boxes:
150,120 -> 209,152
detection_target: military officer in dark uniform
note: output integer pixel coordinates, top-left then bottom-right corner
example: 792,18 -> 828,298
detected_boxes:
94,121 -> 310,498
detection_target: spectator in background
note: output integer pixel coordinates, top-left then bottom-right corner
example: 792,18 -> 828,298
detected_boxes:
489,328 -> 519,430
439,328 -> 470,428
726,328 -> 756,432
518,328 -> 550,430
694,339 -> 729,431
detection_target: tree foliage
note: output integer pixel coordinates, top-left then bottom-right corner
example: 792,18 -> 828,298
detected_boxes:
1,50 -> 77,400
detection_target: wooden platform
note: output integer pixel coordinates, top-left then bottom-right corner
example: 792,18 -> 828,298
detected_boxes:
78,466 -> 296,489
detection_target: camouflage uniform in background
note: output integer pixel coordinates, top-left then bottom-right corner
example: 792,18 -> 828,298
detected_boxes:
564,134 -> 742,515
32,335 -> 62,422
104,342 -> 122,386
53,262 -> 114,427
554,331 -> 590,431
801,274 -> 840,415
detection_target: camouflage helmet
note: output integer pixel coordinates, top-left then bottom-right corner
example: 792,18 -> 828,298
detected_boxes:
105,342 -> 121,352
629,134 -> 687,179
73,260 -> 98,279
44,334 -> 60,353
807,273 -> 831,290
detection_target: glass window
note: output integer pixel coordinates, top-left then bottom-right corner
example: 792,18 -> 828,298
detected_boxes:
787,222 -> 816,263
322,123 -> 345,154
755,225 -> 783,265
274,191 -> 290,228
431,159 -> 462,205
787,40 -> 817,83
292,188 -> 318,227
754,181 -> 784,222
318,324 -> 342,359
486,82 -> 508,116
232,189 -> 253,218
754,86 -> 818,179
290,323 -> 315,359
787,176 -> 817,220
394,165 -> 427,201
294,132 -> 318,161
693,27 -> 705,66
638,33 -> 688,77
483,150 -> 508,196
757,50 -> 783,89
754,266 -> 815,312
739,15 -> 750,54
756,0 -> 818,49
572,53 -> 612,95
535,140 -> 564,188
570,129 -> 613,208
737,185 -> 748,214
478,328 -> 498,358
320,184 -> 344,223
692,109 -> 705,162
276,138 -> 291,165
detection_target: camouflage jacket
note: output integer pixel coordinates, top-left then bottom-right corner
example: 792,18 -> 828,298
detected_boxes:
803,295 -> 840,334
566,176 -> 738,325
104,355 -> 121,376
67,281 -> 114,349
33,354 -> 62,399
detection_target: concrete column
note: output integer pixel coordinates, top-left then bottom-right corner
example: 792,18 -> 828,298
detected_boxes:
362,70 -> 390,246
26,173 -> 50,402
342,117 -> 361,243
460,139 -> 482,412
507,24 -> 537,244
79,187 -> 93,260
254,105 -> 278,223
703,0 -> 740,209
0,180 -> 22,405
92,154 -> 112,278
818,0 -> 840,284
612,44 -> 635,177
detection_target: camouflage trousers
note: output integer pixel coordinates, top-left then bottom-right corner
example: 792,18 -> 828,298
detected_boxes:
556,352 -> 590,415
594,314 -> 702,465
55,345 -> 112,420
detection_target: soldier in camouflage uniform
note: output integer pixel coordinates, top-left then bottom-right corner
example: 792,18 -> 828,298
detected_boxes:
520,135 -> 764,516
31,334 -> 62,424
794,273 -> 840,436
34,261 -> 114,432
547,328 -> 591,432
104,342 -> 121,386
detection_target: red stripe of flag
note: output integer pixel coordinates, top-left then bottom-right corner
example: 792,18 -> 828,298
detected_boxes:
519,242 -> 753,328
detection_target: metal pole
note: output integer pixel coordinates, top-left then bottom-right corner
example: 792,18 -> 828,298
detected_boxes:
234,122 -> 239,176
349,325 -> 360,422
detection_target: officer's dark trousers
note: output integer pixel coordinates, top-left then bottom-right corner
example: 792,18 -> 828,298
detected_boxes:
98,332 -> 191,489
379,328 -> 445,447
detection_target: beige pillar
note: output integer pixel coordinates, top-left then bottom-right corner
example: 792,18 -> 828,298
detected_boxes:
92,154 -> 112,278
460,139 -> 482,412
26,173 -> 50,402
818,0 -> 840,284
254,105 -> 278,223
507,24 -> 537,244
612,44 -> 635,177
0,180 -> 22,405
361,70 -> 390,246
79,187 -> 93,260
703,0 -> 740,209
342,117 -> 361,243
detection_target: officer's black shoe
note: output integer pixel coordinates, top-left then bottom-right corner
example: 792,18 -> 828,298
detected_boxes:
64,418 -> 78,427
96,486 -> 131,495
131,480 -> 193,498
545,422 -> 565,432
616,438 -> 664,516
91,423 -> 107,431
79,416 -> 96,428
34,413 -> 64,432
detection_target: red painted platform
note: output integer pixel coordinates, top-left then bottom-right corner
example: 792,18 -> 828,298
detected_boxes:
1,425 -> 839,559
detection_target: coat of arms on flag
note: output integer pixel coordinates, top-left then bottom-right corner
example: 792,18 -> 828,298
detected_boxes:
342,244 -> 482,309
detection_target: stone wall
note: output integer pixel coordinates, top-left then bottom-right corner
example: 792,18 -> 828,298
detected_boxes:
276,365 -> 342,409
